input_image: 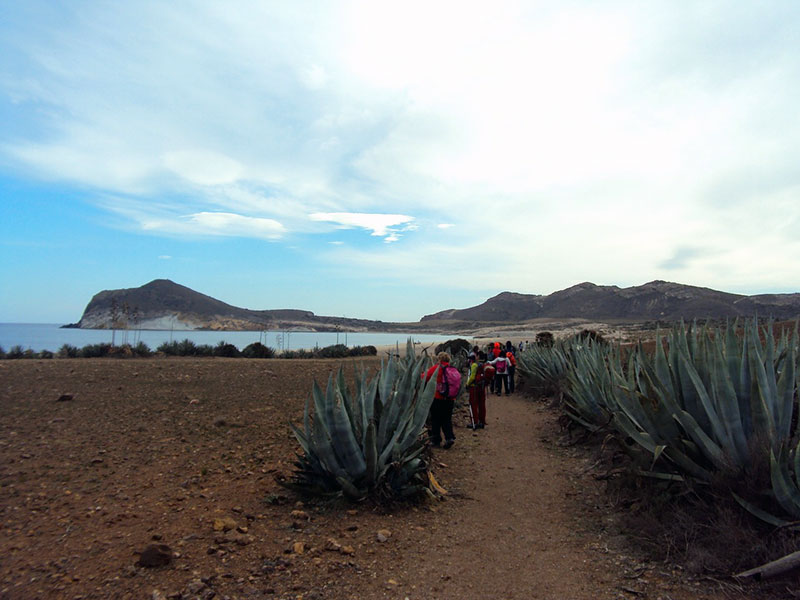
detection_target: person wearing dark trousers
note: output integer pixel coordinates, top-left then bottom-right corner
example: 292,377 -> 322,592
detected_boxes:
487,352 -> 510,396
506,350 -> 517,394
423,352 -> 457,448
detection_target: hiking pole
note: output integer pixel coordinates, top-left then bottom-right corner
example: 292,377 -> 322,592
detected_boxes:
467,395 -> 475,429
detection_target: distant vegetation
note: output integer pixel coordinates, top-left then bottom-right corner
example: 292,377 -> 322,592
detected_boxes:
0,340 -> 377,360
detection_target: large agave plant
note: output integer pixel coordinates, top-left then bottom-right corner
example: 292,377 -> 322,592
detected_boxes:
286,340 -> 439,501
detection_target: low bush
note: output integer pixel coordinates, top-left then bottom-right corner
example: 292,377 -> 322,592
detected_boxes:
348,345 -> 377,357
213,341 -> 241,358
315,344 -> 350,358
79,343 -> 112,358
6,345 -> 28,359
157,339 -> 213,356
58,344 -> 79,358
242,342 -> 276,358
132,341 -> 152,357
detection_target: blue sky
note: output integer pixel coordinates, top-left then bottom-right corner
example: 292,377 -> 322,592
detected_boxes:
1,1 -> 799,324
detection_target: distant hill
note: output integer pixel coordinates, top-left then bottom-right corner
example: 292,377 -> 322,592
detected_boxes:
421,281 -> 800,323
67,279 -> 409,332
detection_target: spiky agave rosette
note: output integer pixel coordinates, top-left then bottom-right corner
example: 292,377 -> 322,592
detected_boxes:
286,340 -> 439,501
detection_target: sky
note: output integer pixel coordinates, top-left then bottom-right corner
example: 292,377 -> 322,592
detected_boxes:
1,0 -> 799,324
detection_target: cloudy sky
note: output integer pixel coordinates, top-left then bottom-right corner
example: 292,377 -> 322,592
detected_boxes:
1,1 -> 798,323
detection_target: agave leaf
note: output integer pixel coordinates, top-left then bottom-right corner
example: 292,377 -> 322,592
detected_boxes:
770,450 -> 800,518
776,337 -> 796,442
633,469 -> 685,482
329,392 -> 367,480
335,476 -> 366,501
676,350 -> 733,452
748,326 -> 779,448
289,421 -> 312,457
671,408 -> 728,472
651,445 -> 667,470
710,340 -> 749,465
732,492 -> 790,527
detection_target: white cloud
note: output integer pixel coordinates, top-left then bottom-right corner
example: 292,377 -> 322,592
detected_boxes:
309,212 -> 415,238
185,212 -> 285,239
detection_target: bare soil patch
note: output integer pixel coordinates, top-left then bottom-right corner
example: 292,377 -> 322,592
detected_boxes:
0,358 -> 778,599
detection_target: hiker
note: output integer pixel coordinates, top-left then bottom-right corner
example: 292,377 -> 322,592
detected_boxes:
423,352 -> 460,449
468,345 -> 479,365
466,350 -> 488,429
487,351 -> 510,396
492,341 -> 502,359
506,349 -> 517,394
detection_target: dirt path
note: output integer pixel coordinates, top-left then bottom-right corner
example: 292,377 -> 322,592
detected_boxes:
400,391 -> 740,600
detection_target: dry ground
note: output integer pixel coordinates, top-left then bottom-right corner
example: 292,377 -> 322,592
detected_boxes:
0,357 -> 780,599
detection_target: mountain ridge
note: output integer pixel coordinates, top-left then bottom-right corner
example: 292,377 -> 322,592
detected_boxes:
68,278 -> 800,332
421,280 -> 800,322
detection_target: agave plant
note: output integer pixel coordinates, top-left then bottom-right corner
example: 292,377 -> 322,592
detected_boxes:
515,339 -> 574,400
286,340 -> 439,501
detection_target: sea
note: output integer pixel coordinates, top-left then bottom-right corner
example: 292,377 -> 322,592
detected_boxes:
0,323 -> 457,353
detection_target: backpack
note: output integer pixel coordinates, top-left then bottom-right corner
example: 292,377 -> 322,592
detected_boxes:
436,365 -> 462,398
495,357 -> 507,374
483,364 -> 495,382
474,363 -> 485,385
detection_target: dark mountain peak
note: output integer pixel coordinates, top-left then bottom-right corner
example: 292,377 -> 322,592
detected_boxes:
422,280 -> 800,322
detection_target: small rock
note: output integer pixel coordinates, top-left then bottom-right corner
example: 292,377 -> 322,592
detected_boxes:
151,590 -> 167,600
292,541 -> 306,555
136,544 -> 172,568
56,394 -> 74,402
290,510 -> 310,520
184,579 -> 205,594
340,545 -> 355,556
376,529 -> 392,543
324,538 -> 342,552
223,530 -> 253,546
212,517 -> 237,532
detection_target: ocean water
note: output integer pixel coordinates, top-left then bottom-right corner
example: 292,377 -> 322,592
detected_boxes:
0,323 -> 457,353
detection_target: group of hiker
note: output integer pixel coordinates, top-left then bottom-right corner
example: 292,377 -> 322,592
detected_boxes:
424,341 -> 519,449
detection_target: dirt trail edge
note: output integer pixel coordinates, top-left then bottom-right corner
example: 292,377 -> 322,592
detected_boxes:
404,392 -> 745,600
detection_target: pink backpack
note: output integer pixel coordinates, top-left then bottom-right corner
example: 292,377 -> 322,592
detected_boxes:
495,357 -> 507,374
436,365 -> 462,398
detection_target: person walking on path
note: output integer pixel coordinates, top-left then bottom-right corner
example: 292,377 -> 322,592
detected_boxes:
423,352 -> 459,448
487,351 -> 510,396
466,350 -> 488,429
506,349 -> 517,394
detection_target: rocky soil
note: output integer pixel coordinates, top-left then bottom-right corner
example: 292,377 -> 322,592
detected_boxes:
0,357 -> 781,599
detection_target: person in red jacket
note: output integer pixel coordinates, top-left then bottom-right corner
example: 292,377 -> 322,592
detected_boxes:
423,352 -> 457,448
